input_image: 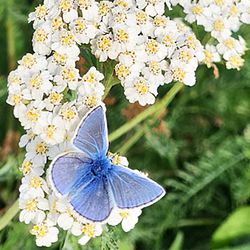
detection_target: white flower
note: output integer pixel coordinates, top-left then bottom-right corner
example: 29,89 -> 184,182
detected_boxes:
25,137 -> 48,165
19,193 -> 49,224
18,53 -> 47,76
202,44 -> 221,68
39,113 -> 66,145
59,0 -> 78,23
108,208 -> 142,232
70,18 -> 98,45
78,67 -> 104,97
137,0 -> 166,17
54,66 -> 80,91
19,174 -> 48,198
239,0 -> 250,24
32,23 -> 52,56
91,34 -> 113,62
124,76 -> 157,106
224,51 -> 245,71
57,210 -> 75,230
51,29 -> 80,58
71,222 -> 103,245
30,221 -> 59,247
53,102 -> 79,130
19,159 -> 44,176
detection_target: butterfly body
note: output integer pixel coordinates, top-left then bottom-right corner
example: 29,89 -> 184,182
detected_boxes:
48,105 -> 165,223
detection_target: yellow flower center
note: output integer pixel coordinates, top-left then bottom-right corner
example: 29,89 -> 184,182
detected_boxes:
31,224 -> 48,238
83,72 -> 96,83
53,52 -> 67,65
30,177 -> 42,188
214,0 -> 224,6
78,0 -> 91,9
136,11 -> 147,25
186,36 -> 196,50
115,64 -> 130,79
179,51 -> 192,63
11,94 -> 22,105
146,40 -> 159,54
84,95 -> 97,108
82,224 -> 95,238
229,5 -> 238,16
224,38 -> 235,49
112,154 -> 122,165
59,0 -> 72,11
9,75 -> 22,85
60,31 -> 75,46
134,79 -> 149,95
119,211 -> 129,219
147,0 -> 158,5
149,61 -> 161,75
203,50 -> 213,65
116,29 -> 129,43
214,19 -> 224,32
25,198 -> 38,212
20,161 -> 32,175
21,54 -> 36,68
98,2 -> 109,16
61,108 -> 77,121
154,15 -> 166,27
97,35 -> 112,51
173,68 -> 185,82
35,142 -> 47,155
35,4 -> 47,19
52,17 -> 63,30
114,0 -> 128,9
162,35 -> 174,47
26,108 -> 40,122
45,125 -> 56,139
30,74 -> 41,89
34,29 -> 48,43
62,68 -> 76,81
75,19 -> 86,33
191,5 -> 202,15
48,92 -> 63,105
228,55 -> 244,70
114,13 -> 127,23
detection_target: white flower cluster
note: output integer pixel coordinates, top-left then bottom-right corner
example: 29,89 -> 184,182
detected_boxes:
174,0 -> 248,70
6,0 -> 250,247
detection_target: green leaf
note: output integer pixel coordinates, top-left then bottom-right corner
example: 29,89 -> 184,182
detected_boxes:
212,207 -> 250,249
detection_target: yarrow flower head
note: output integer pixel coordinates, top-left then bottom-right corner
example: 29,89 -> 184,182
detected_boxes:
6,0 -> 250,247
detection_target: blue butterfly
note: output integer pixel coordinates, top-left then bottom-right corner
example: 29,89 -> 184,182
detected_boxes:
48,105 -> 165,222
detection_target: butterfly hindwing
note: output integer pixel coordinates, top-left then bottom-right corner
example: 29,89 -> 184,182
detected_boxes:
72,105 -> 109,158
70,177 -> 113,222
108,165 -> 165,209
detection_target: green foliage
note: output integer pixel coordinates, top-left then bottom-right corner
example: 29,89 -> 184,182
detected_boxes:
212,207 -> 250,249
1,1 -> 250,250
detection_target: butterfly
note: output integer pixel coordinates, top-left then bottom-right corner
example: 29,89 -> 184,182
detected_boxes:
48,104 -> 165,223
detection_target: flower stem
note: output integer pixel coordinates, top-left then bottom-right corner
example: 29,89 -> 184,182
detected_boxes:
109,82 -> 184,143
119,129 -> 145,155
0,199 -> 19,231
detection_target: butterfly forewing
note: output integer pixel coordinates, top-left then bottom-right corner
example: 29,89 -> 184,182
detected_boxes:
72,105 -> 109,158
108,165 -> 165,209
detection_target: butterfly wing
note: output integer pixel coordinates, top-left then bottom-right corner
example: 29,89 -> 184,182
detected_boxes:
72,105 -> 108,158
70,177 -> 113,222
108,165 -> 165,209
49,152 -> 113,222
49,152 -> 93,196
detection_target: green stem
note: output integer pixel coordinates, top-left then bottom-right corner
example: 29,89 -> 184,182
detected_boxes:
6,0 -> 16,71
109,82 -> 184,143
176,218 -> 218,228
0,199 -> 19,231
119,129 -> 145,155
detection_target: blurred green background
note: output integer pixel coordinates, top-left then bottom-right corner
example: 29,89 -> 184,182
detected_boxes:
1,1 -> 250,250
